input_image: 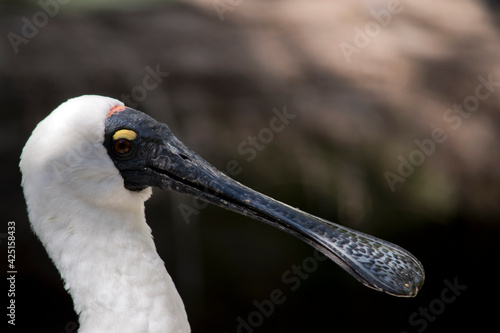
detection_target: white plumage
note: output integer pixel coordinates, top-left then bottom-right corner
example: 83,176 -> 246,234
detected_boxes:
20,96 -> 190,333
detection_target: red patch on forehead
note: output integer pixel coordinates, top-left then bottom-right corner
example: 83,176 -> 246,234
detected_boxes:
107,105 -> 126,117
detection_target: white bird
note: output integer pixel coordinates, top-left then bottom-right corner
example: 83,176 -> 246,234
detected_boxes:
20,95 -> 424,333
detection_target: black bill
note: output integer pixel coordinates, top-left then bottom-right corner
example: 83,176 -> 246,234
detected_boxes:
104,108 -> 425,297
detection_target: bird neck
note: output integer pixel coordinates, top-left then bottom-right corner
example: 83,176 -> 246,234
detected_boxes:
35,197 -> 190,333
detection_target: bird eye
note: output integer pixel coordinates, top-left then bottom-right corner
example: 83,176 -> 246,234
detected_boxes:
114,139 -> 131,154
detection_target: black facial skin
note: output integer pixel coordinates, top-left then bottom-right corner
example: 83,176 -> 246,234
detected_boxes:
103,108 -> 425,297
104,109 -> 179,191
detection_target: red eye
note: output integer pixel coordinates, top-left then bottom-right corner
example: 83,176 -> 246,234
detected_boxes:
114,139 -> 131,154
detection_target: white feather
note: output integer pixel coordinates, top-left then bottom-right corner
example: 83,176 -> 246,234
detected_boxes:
20,95 -> 190,333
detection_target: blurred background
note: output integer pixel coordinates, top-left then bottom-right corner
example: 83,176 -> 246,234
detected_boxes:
2,0 -> 499,332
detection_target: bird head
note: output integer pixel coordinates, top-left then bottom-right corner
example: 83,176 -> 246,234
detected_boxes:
20,96 -> 152,217
20,95 -> 425,298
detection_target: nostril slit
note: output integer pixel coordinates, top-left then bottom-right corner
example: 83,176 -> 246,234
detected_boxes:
179,153 -> 190,161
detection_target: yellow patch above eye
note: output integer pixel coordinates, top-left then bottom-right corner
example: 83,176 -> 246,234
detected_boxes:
113,129 -> 137,141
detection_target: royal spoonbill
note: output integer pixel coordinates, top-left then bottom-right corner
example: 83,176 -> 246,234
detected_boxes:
20,95 -> 424,333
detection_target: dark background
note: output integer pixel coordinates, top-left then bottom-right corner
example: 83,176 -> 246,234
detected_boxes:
2,0 -> 499,332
